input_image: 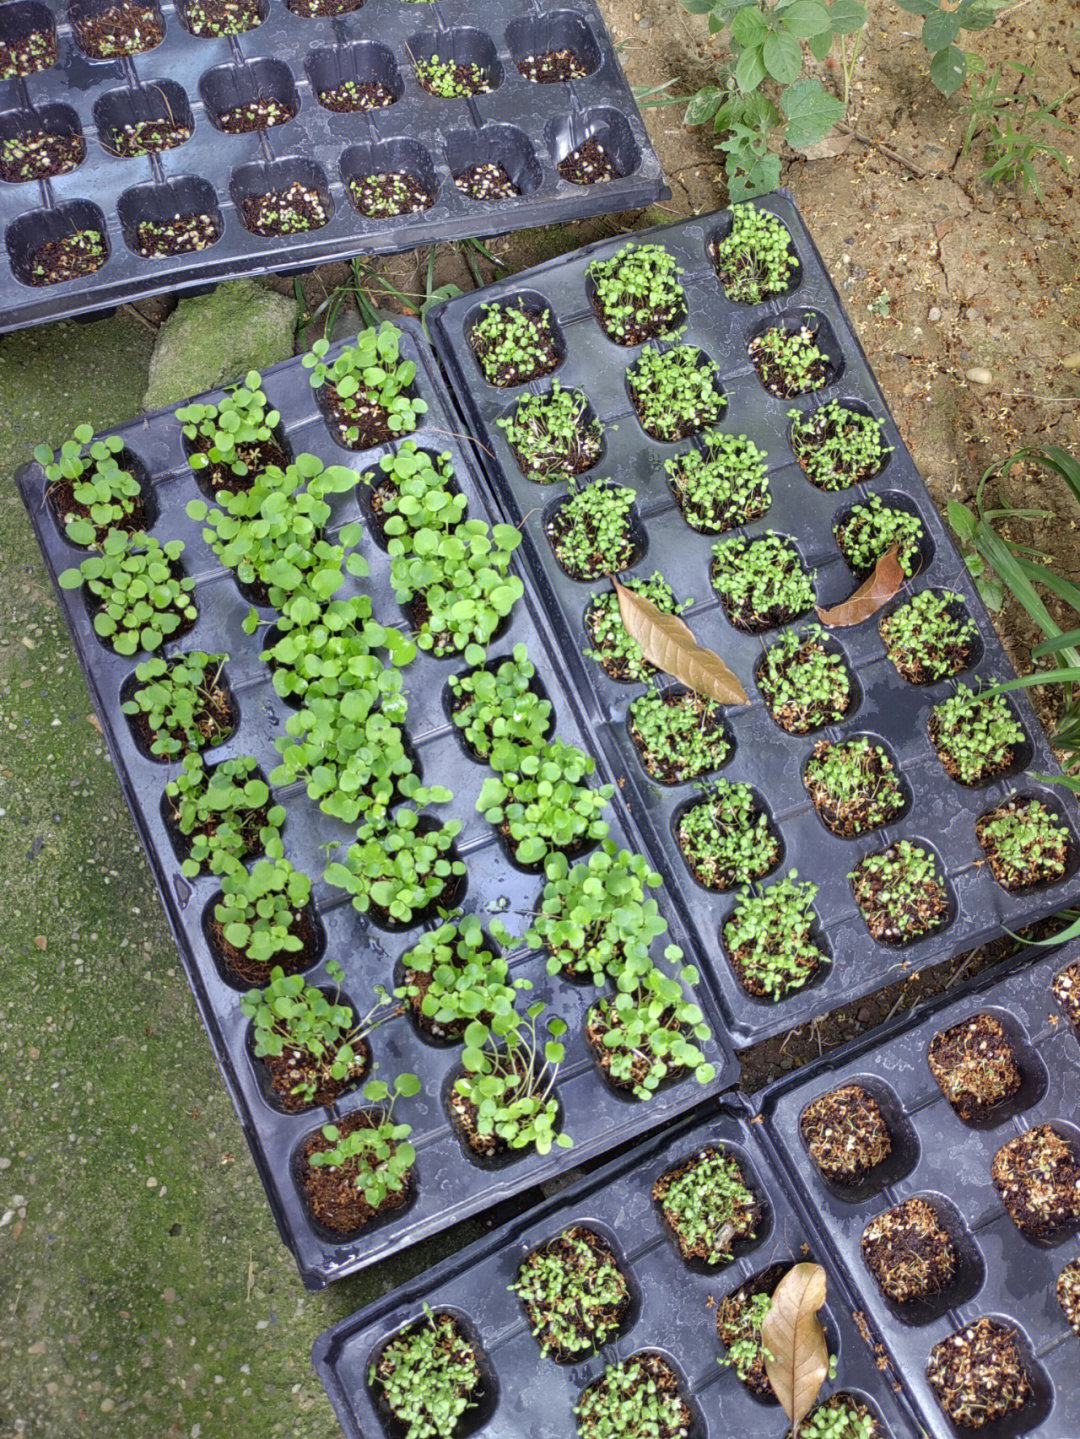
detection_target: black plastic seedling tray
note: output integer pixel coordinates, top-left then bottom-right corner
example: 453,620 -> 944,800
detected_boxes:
760,944 -> 1080,1439
17,317 -> 736,1287
0,0 -> 665,334
313,1100 -> 925,1439
428,192 -> 1080,1048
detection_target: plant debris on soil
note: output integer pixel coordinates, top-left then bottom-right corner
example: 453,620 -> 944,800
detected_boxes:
239,183 -> 328,236
260,1035 -> 369,1114
557,138 -> 618,185
926,1318 -> 1032,1429
286,0 -> 363,12
928,1012 -> 1022,1122
1058,1259 -> 1080,1338
73,2 -> 164,58
28,230 -> 107,286
0,130 -> 85,183
134,213 -> 222,258
992,1124 -> 1080,1240
652,1145 -> 760,1265
217,97 -> 296,133
511,1225 -> 630,1359
0,28 -> 57,78
298,1109 -> 412,1234
517,48 -> 588,82
861,1197 -> 957,1304
455,163 -> 519,202
350,172 -> 434,218
800,1084 -> 893,1185
1053,961 -> 1080,1033
716,1263 -> 787,1396
317,79 -> 396,112
182,0 -> 263,35
108,119 -> 192,158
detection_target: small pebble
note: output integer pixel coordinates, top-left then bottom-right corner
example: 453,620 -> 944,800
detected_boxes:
928,306 -> 942,322
965,367 -> 993,385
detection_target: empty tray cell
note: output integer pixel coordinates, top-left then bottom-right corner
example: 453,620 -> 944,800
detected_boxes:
626,344 -> 726,441
756,625 -> 859,734
576,1352 -> 701,1436
498,382 -> 603,482
340,138 -> 437,219
992,1123 -> 1080,1243
749,308 -> 843,398
7,198 -> 109,286
118,175 -> 224,259
849,837 -> 954,947
928,684 -> 1030,787
926,1316 -> 1048,1434
544,478 -> 645,581
879,588 -> 982,685
0,1 -> 57,78
547,106 -> 639,186
285,0 -> 363,16
410,27 -> 502,99
366,1310 -> 496,1438
975,795 -> 1075,893
789,396 -> 893,491
465,292 -> 564,388
510,1223 -> 635,1360
231,157 -> 331,237
68,0 -> 164,58
296,1103 -> 418,1243
710,530 -> 815,634
652,1141 -> 765,1267
927,1012 -> 1034,1124
448,123 -> 541,202
0,102 -> 84,184
803,734 -> 909,838
628,686 -> 735,785
201,58 -> 299,133
176,0 -> 266,38
800,1080 -> 916,1196
506,10 -> 601,82
674,783 -> 783,892
94,80 -> 193,159
306,41 -> 402,113
708,203 -> 801,304
833,491 -> 932,580
722,872 -> 830,1003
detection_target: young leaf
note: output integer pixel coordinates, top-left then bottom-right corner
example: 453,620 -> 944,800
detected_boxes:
780,78 -> 844,148
613,579 -> 749,705
815,547 -> 904,627
761,1262 -> 829,1428
930,43 -> 968,95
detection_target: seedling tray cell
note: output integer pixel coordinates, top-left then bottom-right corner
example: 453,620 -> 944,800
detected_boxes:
759,944 -> 1080,1439
0,0 -> 665,333
313,1102 -> 924,1438
18,317 -> 735,1287
428,192 -> 1080,1047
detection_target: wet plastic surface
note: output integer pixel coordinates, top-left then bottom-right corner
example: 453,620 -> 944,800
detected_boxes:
429,192 -> 1080,1048
17,317 -> 735,1288
313,1100 -> 925,1438
0,0 -> 664,333
760,944 -> 1080,1439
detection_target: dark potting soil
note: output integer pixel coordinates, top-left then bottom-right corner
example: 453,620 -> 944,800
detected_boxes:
182,0 -> 263,35
216,97 -> 296,133
927,1012 -> 1022,1122
319,382 -> 395,451
108,119 -> 192,158
261,1035 -> 370,1113
860,1197 -> 957,1304
1053,960 -> 1080,1032
416,61 -> 490,98
0,30 -> 58,78
992,1124 -> 1080,1241
239,183 -> 328,237
46,475 -> 146,542
557,138 -> 618,185
469,310 -> 560,389
516,47 -> 589,82
286,0 -> 363,12
134,213 -> 223,258
349,172 -> 434,219
299,1109 -> 414,1234
27,230 -> 106,286
926,1318 -> 1032,1429
850,849 -> 950,946
803,741 -> 906,838
317,79 -> 395,113
207,905 -> 321,987
652,1146 -> 761,1264
0,130 -> 85,184
400,965 -> 474,1043
188,433 -> 289,495
800,1084 -> 893,1185
590,290 -> 684,348
73,3 -> 164,58
455,163 -> 519,202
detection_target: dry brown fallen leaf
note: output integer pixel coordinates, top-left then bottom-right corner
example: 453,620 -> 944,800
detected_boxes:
614,579 -> 748,705
796,130 -> 854,161
762,1262 -> 830,1431
816,547 -> 904,628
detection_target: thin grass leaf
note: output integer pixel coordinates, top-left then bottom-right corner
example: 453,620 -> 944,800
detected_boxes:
1033,628 -> 1080,659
